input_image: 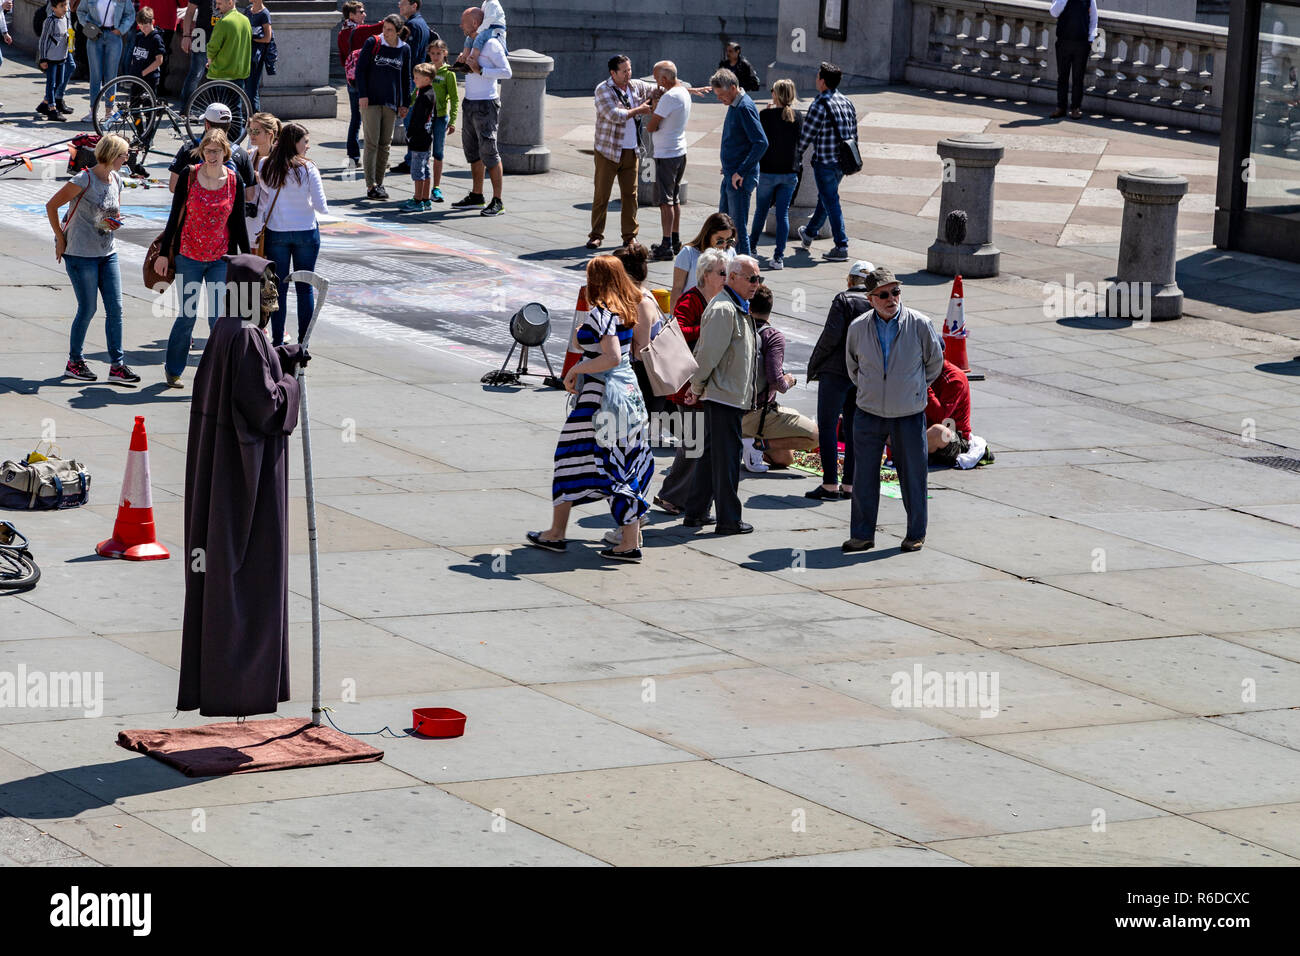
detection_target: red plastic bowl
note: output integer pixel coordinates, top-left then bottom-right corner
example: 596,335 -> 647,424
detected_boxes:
411,707 -> 467,738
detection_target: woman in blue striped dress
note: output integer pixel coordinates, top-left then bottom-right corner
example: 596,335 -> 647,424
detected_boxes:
528,256 -> 654,562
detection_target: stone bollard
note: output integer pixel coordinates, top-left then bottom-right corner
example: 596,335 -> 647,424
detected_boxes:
498,49 -> 555,174
1108,168 -> 1189,320
765,141 -> 817,239
926,134 -> 1004,278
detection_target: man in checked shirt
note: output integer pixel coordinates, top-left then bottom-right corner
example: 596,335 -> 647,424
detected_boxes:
796,61 -> 859,263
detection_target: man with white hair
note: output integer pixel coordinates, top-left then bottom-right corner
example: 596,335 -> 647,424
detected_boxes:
711,68 -> 767,257
682,254 -> 762,534
647,59 -> 690,261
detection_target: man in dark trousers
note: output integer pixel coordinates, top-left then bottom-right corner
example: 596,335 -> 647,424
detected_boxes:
682,255 -> 761,535
842,267 -> 945,555
177,253 -> 309,717
1050,0 -> 1098,119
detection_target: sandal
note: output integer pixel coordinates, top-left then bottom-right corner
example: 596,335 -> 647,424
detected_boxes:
653,495 -> 682,516
525,531 -> 567,553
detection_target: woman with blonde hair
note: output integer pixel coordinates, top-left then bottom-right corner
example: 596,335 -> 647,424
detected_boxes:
749,78 -> 803,270
46,133 -> 139,383
245,112 -> 280,241
155,127 -> 251,388
528,256 -> 654,563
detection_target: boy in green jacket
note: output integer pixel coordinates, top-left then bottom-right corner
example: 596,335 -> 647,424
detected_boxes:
206,0 -> 251,82
426,38 -> 458,202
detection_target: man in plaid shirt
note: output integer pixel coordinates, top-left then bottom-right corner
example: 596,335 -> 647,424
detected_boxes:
588,55 -> 659,249
797,62 -> 858,262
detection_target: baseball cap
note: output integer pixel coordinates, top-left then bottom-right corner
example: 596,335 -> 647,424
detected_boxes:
204,103 -> 233,123
848,260 -> 875,279
864,267 -> 898,292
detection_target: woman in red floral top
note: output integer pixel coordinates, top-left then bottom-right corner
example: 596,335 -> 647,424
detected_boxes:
156,128 -> 251,388
653,247 -> 730,515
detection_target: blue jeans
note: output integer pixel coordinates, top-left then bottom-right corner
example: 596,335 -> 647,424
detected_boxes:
815,372 -> 856,487
87,32 -> 124,107
850,409 -> 928,542
180,45 -> 208,104
166,254 -> 228,376
263,226 -> 320,346
117,28 -> 136,75
805,162 -> 849,250
56,51 -> 74,100
719,171 -> 758,255
64,253 -> 124,366
346,83 -> 362,160
749,171 -> 798,259
43,58 -> 68,104
245,50 -> 266,112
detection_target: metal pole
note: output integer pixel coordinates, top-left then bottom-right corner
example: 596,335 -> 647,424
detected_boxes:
289,270 -> 331,726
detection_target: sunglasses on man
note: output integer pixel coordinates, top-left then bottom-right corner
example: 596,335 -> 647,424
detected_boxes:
871,287 -> 902,299
744,274 -> 765,285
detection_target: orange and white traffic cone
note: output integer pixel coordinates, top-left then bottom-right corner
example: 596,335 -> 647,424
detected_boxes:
943,275 -> 971,374
96,416 -> 170,561
561,285 -> 589,379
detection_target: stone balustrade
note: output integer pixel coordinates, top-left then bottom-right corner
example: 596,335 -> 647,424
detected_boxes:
905,0 -> 1229,132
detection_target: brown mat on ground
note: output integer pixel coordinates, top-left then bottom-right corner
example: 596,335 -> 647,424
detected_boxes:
117,718 -> 384,777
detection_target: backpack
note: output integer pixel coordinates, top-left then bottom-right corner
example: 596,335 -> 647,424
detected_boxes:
0,448 -> 91,511
67,133 -> 100,175
345,48 -> 361,83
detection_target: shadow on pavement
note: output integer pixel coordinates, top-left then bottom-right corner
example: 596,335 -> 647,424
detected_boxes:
1257,359 -> 1300,376
0,761 -> 202,819
1056,315 -> 1134,331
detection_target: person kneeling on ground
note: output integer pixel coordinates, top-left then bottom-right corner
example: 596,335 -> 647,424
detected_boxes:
925,358 -> 993,469
741,285 -> 817,473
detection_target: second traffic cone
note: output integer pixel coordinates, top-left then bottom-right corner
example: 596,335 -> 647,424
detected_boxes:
943,275 -> 971,374
96,415 -> 170,561
561,285 -> 588,379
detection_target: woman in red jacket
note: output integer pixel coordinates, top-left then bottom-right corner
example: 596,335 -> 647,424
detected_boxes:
155,128 -> 250,388
652,247 -> 730,515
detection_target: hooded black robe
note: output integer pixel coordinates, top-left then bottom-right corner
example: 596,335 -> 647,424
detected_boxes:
177,311 -> 305,717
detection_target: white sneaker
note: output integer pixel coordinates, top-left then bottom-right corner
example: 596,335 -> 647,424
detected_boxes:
80,112 -> 94,123
768,256 -> 784,270
797,225 -> 814,249
603,514 -> 649,546
742,438 -> 770,473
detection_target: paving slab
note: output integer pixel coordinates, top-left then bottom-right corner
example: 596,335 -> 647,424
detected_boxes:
725,845 -> 968,866
1187,803 -> 1300,860
1067,509 -> 1300,564
135,787 -> 606,866
976,718 -> 1300,814
1014,636 -> 1300,716
1043,565 -> 1300,633
677,617 -> 974,669
791,649 -> 1176,735
375,606 -> 743,684
930,816 -> 1299,866
443,761 -> 900,866
832,579 -> 1186,649
1214,629 -> 1300,663
721,738 -> 1164,843
321,686 -> 692,784
41,811 -> 226,867
540,667 -> 947,759
1207,709 -> 1300,751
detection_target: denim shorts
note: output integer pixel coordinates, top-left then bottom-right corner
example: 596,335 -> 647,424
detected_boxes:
431,115 -> 448,161
409,150 -> 431,182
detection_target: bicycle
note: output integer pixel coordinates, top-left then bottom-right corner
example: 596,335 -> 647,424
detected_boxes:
91,76 -> 253,165
0,521 -> 40,590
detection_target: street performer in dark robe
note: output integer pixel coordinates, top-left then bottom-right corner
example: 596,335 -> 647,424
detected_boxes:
178,254 -> 310,717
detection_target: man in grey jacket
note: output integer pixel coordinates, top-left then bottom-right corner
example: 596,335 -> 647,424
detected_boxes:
843,267 -> 945,553
682,254 -> 761,534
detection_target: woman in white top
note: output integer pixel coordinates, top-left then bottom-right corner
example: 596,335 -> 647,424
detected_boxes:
244,111 -> 281,242
257,122 -> 330,346
668,211 -> 735,313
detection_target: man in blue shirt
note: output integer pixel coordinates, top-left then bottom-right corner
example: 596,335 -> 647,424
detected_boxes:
797,61 -> 858,262
711,67 -> 767,257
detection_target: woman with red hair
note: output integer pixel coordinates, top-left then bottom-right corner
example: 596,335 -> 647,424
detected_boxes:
528,256 -> 654,562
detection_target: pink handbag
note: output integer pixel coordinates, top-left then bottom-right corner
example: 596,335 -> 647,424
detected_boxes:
638,317 -> 698,397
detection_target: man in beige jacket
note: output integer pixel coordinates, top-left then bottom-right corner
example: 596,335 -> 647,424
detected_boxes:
682,255 -> 762,534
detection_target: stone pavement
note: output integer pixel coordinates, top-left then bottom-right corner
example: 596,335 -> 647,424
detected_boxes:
1,59 -> 1300,866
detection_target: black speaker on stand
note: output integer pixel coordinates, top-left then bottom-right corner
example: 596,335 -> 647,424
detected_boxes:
481,303 -> 564,388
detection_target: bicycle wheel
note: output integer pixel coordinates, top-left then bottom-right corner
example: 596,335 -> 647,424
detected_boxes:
0,549 -> 40,590
186,80 -> 253,146
93,75 -> 160,149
